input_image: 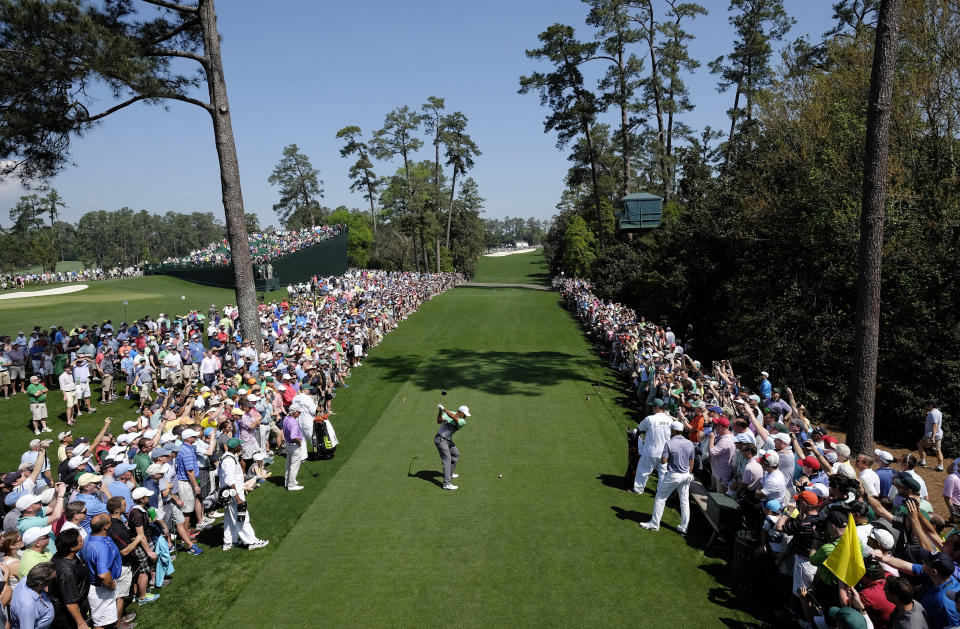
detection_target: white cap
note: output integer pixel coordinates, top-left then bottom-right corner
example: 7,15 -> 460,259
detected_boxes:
146,463 -> 164,476
131,487 -> 154,499
246,394 -> 261,402
122,421 -> 137,431
22,525 -> 52,546
252,452 -> 265,461
144,429 -> 158,439
760,371 -> 769,377
71,443 -> 90,456
458,405 -> 471,417
869,528 -> 894,550
68,456 -> 89,470
15,493 -> 43,511
180,429 -> 201,439
160,433 -> 177,443
835,443 -> 851,458
761,451 -> 780,467
772,433 -> 791,444
670,421 -> 684,432
875,449 -> 894,464
39,487 -> 56,505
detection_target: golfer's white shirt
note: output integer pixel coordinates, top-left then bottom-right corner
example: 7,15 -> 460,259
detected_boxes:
860,468 -> 881,497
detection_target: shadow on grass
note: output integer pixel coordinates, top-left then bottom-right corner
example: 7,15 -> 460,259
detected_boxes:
610,506 -> 648,524
597,473 -> 629,490
367,350 -> 584,396
409,469 -> 444,488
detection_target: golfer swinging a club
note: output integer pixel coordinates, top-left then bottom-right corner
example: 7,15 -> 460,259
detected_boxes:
436,403 -> 470,490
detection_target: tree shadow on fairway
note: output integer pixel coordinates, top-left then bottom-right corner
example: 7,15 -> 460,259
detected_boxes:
409,469 -> 444,488
367,349 -> 584,396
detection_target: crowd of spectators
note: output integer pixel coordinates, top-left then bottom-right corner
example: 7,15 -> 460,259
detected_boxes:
556,275 -> 955,629
152,225 -> 342,269
0,269 -> 462,628
1,268 -> 142,292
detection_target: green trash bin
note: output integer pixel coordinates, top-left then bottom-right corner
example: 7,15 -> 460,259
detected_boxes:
731,530 -> 761,592
54,353 -> 68,377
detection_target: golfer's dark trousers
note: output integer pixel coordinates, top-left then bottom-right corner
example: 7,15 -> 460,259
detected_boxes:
435,435 -> 460,483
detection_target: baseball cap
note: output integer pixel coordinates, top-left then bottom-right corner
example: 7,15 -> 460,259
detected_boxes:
57,431 -> 72,442
28,438 -> 41,448
875,449 -> 894,464
734,433 -> 754,444
22,526 -> 52,546
68,456 -> 89,470
226,437 -> 242,449
15,493 -> 43,511
77,473 -> 102,486
827,606 -> 867,629
799,455 -> 821,471
772,433 -> 791,444
894,472 -> 921,493
150,448 -> 170,459
122,420 -> 138,431
1,472 -> 21,486
180,429 -> 201,439
824,509 -> 849,527
764,499 -> 782,512
71,443 -> 89,457
458,405 -> 471,417
713,417 -> 730,428
653,398 -> 667,408
836,444 -> 851,458
146,464 -> 164,476
760,451 -> 780,467
868,528 -> 894,551
823,435 -> 839,446
760,371 -> 769,377
131,487 -> 154,500
252,452 -> 265,461
115,463 -> 136,475
811,483 -> 830,498
923,550 -> 955,578
670,421 -> 683,432
825,451 -> 839,464
793,490 -> 819,506
246,394 -> 261,402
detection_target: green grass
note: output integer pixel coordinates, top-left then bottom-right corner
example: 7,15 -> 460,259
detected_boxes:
0,257 -> 762,627
473,249 -> 550,285
0,275 -> 284,335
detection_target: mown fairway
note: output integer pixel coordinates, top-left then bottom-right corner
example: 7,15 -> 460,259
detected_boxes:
0,254 -> 762,627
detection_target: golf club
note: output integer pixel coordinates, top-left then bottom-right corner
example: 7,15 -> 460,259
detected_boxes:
301,456 -> 320,478
439,389 -> 447,410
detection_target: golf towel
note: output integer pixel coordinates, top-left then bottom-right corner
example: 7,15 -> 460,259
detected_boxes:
154,536 -> 175,587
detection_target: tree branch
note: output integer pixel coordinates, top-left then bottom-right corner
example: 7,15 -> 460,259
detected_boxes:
146,48 -> 208,65
140,0 -> 197,14
162,93 -> 212,112
149,17 -> 201,46
81,95 -> 150,122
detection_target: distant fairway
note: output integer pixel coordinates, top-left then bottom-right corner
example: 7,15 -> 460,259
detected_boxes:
0,275 -> 282,335
0,254 -> 761,627
473,248 -> 550,285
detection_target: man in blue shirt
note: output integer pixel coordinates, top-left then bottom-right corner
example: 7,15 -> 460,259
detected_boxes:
174,429 -> 205,530
642,422 -> 696,535
759,371 -> 772,399
9,563 -> 56,629
81,513 -> 122,628
74,473 -> 109,534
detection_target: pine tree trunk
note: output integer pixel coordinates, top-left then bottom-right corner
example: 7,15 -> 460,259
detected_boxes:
724,77 -> 743,170
846,0 -> 904,456
445,167 -> 458,249
199,0 -> 260,350
583,122 -> 604,246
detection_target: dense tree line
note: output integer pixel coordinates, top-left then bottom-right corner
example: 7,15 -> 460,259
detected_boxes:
531,0 -> 960,449
483,217 -> 549,248
1,191 -> 226,270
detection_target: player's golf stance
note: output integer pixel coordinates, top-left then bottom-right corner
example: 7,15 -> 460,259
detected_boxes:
436,404 -> 470,490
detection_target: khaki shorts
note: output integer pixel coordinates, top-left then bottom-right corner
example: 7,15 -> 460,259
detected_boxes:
0,371 -> 9,386
101,374 -> 113,395
63,390 -> 77,407
8,365 -> 24,380
179,480 -> 196,512
30,402 -> 47,421
115,564 -> 132,598
923,436 -> 942,453
76,382 -> 91,398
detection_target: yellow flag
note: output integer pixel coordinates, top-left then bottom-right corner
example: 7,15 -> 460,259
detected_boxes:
824,513 -> 867,587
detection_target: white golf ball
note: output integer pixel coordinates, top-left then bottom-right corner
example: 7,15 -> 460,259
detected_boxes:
499,474 -> 503,478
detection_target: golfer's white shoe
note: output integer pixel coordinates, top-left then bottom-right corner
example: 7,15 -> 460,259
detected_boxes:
451,474 -> 459,479
442,483 -> 458,490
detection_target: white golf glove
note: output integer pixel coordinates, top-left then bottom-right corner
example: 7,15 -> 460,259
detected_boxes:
439,404 -> 445,410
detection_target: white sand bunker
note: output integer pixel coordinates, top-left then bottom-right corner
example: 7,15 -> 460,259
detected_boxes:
484,247 -> 539,257
0,284 -> 90,300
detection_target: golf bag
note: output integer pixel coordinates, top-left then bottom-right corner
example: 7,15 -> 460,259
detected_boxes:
625,428 -> 640,487
313,415 -> 339,460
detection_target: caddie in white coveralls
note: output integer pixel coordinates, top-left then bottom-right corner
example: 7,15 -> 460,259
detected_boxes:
632,398 -> 674,494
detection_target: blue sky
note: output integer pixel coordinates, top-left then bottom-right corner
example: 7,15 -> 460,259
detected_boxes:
0,0 -> 836,226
